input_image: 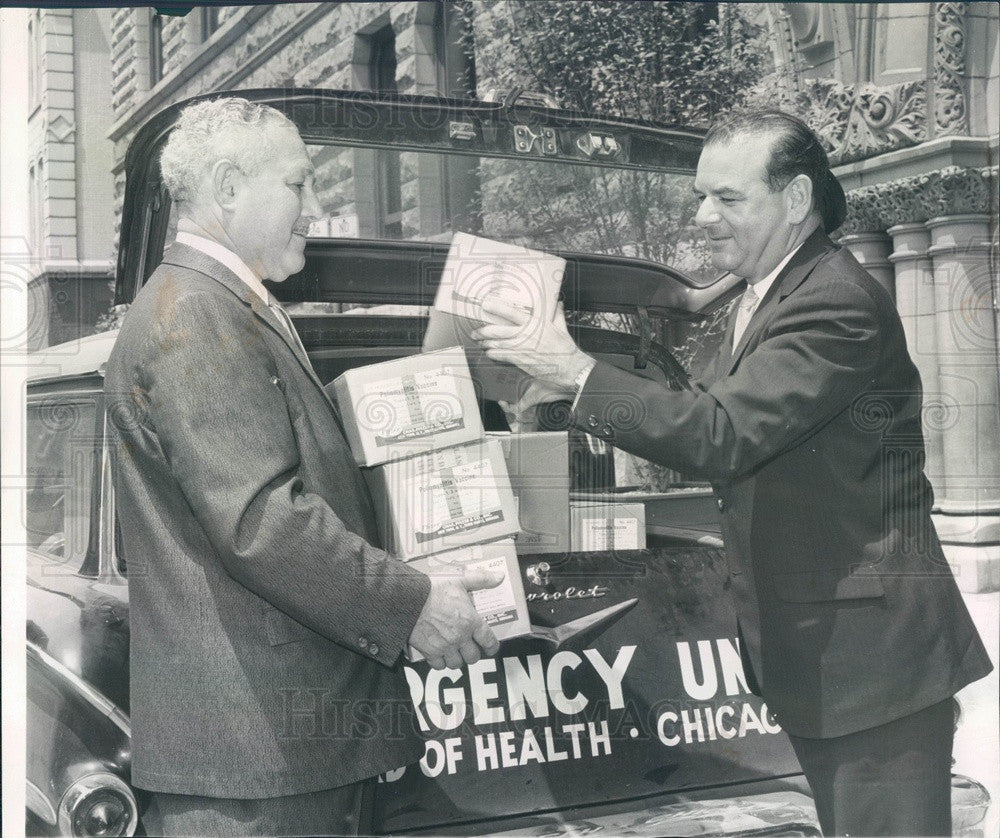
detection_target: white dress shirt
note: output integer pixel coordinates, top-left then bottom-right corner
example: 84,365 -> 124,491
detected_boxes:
730,243 -> 802,352
174,231 -> 305,348
175,231 -> 272,307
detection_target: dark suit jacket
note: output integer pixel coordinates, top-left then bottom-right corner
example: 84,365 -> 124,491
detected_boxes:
574,228 -> 992,738
105,243 -> 432,798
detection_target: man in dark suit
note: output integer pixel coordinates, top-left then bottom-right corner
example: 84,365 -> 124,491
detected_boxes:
473,109 -> 992,836
105,97 -> 500,836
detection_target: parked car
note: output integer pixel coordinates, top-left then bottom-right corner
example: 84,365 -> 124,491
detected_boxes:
24,88 -> 991,837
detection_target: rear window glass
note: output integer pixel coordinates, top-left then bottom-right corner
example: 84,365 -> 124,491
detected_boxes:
163,142 -> 713,285
308,145 -> 712,282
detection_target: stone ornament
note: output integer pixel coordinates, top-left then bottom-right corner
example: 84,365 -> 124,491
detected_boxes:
838,81 -> 928,164
759,75 -> 928,167
840,166 -> 997,234
934,1 -> 968,136
761,2 -> 971,165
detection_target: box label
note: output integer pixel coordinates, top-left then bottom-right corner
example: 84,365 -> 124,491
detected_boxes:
471,556 -> 520,627
358,368 -> 466,446
408,459 -> 506,543
581,516 -> 640,550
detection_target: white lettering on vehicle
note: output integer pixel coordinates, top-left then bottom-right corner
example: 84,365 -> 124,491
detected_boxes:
526,584 -> 609,602
384,638 -> 781,781
405,646 -> 635,732
657,638 -> 780,748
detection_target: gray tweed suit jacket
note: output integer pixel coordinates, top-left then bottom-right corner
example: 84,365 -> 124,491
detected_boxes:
105,243 -> 431,799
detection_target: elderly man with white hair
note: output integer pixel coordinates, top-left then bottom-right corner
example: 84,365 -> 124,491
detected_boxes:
105,97 -> 501,837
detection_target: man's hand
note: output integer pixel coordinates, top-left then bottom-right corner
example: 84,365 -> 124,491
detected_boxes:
472,297 -> 592,391
408,568 -> 504,670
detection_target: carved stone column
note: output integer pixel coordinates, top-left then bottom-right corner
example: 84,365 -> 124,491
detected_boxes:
926,214 -> 998,506
925,212 -> 999,589
843,166 -> 999,590
889,223 -> 945,489
839,231 -> 894,300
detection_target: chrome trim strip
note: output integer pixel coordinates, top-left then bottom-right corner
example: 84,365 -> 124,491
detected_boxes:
647,525 -> 725,548
100,413 -> 123,579
25,389 -> 103,405
27,640 -> 131,737
26,779 -> 58,825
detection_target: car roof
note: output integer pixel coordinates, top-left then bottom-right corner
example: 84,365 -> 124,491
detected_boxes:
26,330 -> 118,383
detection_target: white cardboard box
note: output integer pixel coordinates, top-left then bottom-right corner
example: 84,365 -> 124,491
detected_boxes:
367,438 -> 520,559
423,232 -> 565,403
570,501 -> 646,551
487,431 -> 570,555
406,539 -> 530,661
332,347 -> 483,466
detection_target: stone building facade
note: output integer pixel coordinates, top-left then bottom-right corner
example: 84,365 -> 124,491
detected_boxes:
106,2 -> 474,244
22,1 -> 999,587
23,6 -> 116,348
759,3 -> 998,590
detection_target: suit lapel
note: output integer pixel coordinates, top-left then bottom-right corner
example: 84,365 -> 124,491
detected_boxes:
265,301 -> 336,407
161,243 -> 342,419
724,228 -> 836,376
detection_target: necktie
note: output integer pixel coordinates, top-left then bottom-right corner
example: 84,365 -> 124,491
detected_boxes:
731,283 -> 760,353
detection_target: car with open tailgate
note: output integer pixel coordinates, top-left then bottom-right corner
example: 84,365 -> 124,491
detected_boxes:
24,88 -> 992,838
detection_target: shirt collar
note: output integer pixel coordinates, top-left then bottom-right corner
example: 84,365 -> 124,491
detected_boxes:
747,241 -> 804,301
175,231 -> 272,307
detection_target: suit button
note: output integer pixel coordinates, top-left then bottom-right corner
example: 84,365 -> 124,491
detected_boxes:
587,415 -> 599,428
717,498 -> 726,512
601,424 -> 614,437
358,637 -> 369,649
369,644 -> 379,656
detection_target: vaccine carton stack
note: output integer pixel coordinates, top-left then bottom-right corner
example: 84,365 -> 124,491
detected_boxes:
332,347 -> 530,655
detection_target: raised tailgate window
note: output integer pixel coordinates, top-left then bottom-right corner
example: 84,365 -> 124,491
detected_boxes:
306,144 -> 711,276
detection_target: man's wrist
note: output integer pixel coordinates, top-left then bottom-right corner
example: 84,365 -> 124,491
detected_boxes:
562,350 -> 594,388
569,356 -> 597,413
572,357 -> 596,392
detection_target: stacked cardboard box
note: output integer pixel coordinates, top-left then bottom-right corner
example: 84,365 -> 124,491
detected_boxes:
406,540 -> 526,662
570,500 -> 646,551
366,437 -> 520,558
487,431 -> 571,555
333,348 -> 530,653
333,347 -> 484,466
